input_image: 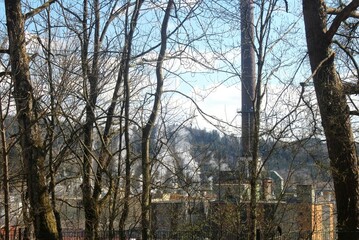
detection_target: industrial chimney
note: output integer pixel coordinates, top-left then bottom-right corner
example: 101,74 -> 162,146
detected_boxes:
240,0 -> 255,158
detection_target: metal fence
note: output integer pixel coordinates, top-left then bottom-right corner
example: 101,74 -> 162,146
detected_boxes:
1,228 -> 337,240
2,229 -> 209,240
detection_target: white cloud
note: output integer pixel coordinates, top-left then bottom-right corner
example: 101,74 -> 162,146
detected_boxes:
192,83 -> 241,130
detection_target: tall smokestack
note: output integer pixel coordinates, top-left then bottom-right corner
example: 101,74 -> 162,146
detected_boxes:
240,3 -> 257,239
240,0 -> 255,157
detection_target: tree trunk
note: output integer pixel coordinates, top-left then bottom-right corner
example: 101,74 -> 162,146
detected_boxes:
81,0 -> 101,238
303,1 -> 359,239
141,1 -> 173,239
45,5 -> 63,239
0,95 -> 10,240
4,1 -> 59,239
114,1 -> 145,238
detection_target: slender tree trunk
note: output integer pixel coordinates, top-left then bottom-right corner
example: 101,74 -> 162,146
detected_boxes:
108,1 -> 144,238
106,55 -> 126,240
113,105 -> 126,240
141,1 -> 173,239
45,6 -> 63,239
81,0 -> 101,238
81,1 -> 139,238
4,1 -> 59,239
119,61 -> 131,240
119,41 -> 131,240
303,1 -> 359,239
0,96 -> 10,240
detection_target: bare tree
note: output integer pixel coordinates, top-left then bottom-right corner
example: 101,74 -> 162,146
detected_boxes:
196,1 -> 311,239
59,1 -> 131,238
117,1 -> 144,239
0,0 -> 342,239
0,76 -> 11,240
303,1 -> 359,239
4,0 -> 59,239
141,1 -> 174,239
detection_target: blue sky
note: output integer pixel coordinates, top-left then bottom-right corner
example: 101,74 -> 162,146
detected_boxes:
0,0 -> 312,136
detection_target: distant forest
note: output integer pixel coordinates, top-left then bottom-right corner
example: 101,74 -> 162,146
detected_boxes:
186,127 -> 331,184
131,125 -> 333,187
1,113 -> 331,189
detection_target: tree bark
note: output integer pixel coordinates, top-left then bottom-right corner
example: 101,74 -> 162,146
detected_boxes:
303,1 -> 359,239
4,1 -> 59,239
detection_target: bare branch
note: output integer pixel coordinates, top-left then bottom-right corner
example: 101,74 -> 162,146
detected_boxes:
333,40 -> 359,79
0,72 -> 11,77
327,7 -> 359,18
349,110 -> 359,115
57,1 -> 82,23
343,82 -> 359,94
283,0 -> 288,12
100,2 -> 135,42
165,90 -> 239,132
326,0 -> 359,41
0,49 -> 9,54
301,52 -> 334,86
24,0 -> 57,20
